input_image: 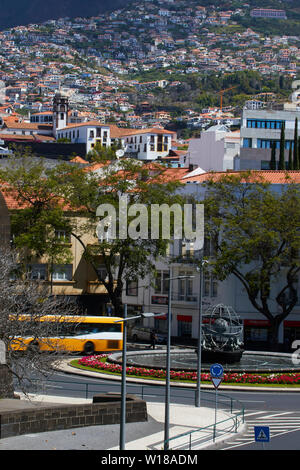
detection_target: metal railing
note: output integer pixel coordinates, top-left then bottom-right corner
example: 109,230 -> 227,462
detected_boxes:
20,377 -> 245,449
164,400 -> 245,450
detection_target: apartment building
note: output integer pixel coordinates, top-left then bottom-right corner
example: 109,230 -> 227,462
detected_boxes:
238,103 -> 300,170
122,170 -> 300,351
0,189 -> 110,315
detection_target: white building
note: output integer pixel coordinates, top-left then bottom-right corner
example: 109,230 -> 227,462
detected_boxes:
180,125 -> 240,172
239,81 -> 300,170
53,92 -> 175,160
119,128 -> 174,161
56,121 -> 111,154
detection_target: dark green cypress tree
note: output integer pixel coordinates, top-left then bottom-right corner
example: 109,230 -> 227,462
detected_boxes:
278,122 -> 285,170
288,144 -> 293,170
293,118 -> 299,170
270,142 -> 277,170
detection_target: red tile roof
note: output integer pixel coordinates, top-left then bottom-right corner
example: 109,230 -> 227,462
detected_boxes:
181,170 -> 300,184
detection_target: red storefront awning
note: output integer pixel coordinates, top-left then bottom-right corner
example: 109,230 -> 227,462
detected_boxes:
177,315 -> 192,323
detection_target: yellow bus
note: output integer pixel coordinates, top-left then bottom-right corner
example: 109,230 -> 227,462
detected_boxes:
10,315 -> 124,355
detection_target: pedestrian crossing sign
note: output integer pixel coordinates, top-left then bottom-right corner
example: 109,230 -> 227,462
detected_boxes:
254,426 -> 270,443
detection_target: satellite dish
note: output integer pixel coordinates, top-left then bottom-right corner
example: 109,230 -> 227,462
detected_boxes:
115,149 -> 125,159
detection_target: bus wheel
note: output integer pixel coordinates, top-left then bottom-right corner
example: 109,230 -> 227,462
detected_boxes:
83,342 -> 95,355
28,341 -> 40,353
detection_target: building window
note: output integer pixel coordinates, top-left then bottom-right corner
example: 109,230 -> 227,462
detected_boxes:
203,236 -> 217,257
155,270 -> 169,295
157,135 -> 163,152
204,272 -> 218,297
27,264 -> 47,281
180,240 -> 195,258
96,264 -> 107,281
89,130 -> 94,139
257,139 -> 293,150
246,119 -> 284,129
243,138 -> 252,148
178,271 -> 194,301
55,230 -> 71,243
52,264 -> 73,281
126,279 -> 138,296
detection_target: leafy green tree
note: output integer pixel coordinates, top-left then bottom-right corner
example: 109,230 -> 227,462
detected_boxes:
87,141 -> 122,163
0,154 -> 185,316
0,152 -> 73,267
203,172 -> 300,349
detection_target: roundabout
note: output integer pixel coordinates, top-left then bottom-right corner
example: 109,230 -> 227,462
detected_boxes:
71,348 -> 300,388
109,349 -> 300,374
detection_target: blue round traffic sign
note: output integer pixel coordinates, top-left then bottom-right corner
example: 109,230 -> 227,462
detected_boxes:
210,363 -> 224,378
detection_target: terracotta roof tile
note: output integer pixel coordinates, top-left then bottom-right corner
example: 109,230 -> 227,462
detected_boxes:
181,170 -> 300,184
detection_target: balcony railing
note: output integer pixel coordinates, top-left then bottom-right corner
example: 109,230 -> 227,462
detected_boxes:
171,293 -> 198,303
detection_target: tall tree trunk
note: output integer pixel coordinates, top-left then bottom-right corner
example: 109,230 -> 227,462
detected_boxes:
268,318 -> 282,352
0,364 -> 14,398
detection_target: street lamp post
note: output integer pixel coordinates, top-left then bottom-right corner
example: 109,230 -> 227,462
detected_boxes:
120,303 -> 127,451
164,272 -> 194,451
164,270 -> 172,451
195,259 -> 208,407
115,309 -> 162,451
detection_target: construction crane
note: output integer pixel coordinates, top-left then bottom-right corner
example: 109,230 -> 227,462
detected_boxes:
217,85 -> 237,111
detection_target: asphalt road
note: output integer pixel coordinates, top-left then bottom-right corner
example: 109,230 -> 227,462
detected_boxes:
14,362 -> 300,451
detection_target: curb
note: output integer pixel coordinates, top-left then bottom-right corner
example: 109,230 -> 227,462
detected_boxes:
54,359 -> 300,393
202,422 -> 248,450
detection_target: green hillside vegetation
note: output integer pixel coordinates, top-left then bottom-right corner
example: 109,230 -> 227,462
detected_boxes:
130,71 -> 293,116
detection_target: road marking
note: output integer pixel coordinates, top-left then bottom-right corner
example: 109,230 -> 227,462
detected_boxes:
220,411 -> 300,450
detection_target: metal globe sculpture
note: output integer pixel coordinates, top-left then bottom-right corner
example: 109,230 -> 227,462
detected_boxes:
200,303 -> 244,363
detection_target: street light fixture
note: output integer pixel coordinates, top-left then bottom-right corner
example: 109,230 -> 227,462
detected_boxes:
195,259 -> 209,408
163,272 -> 195,451
114,308 -> 162,451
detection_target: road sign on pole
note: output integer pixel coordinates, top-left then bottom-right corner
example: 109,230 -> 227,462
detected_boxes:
211,377 -> 222,389
210,363 -> 224,440
210,363 -> 224,378
254,426 -> 270,443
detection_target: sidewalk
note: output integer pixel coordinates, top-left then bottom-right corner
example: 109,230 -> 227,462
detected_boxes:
0,393 -> 245,451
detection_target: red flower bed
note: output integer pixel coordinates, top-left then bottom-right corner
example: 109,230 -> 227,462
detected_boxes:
77,355 -> 300,385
